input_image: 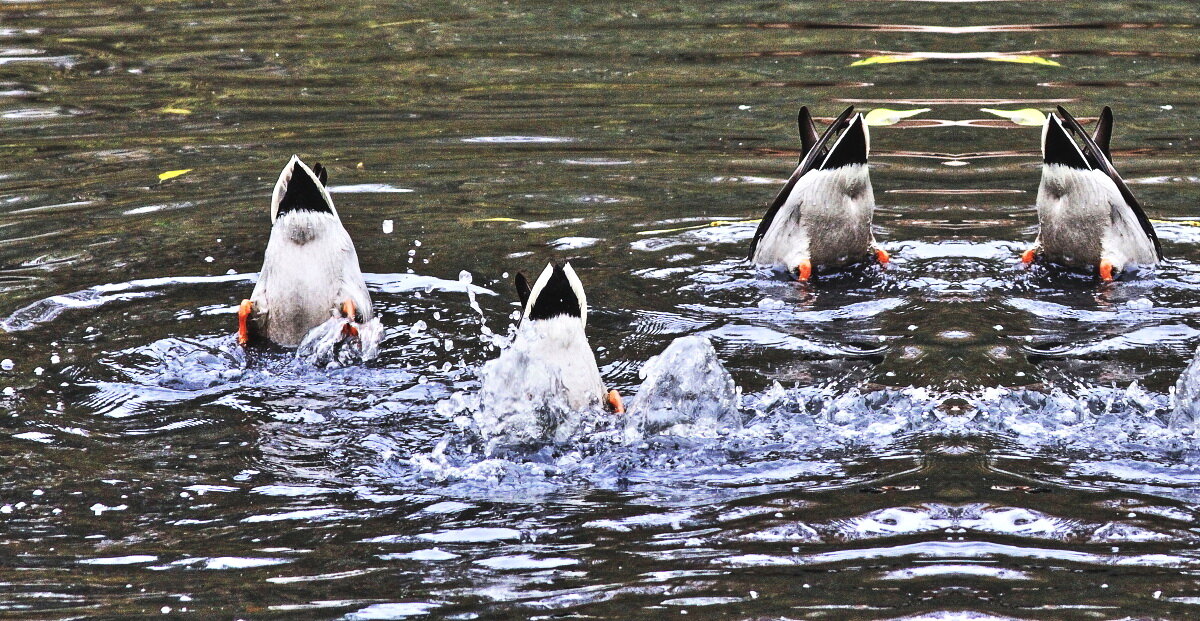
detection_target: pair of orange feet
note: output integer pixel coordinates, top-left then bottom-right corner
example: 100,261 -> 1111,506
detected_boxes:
236,299 -> 360,346
1021,249 -> 1116,282
795,247 -> 891,282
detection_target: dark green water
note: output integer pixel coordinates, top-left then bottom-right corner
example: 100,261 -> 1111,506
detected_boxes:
3,1 -> 1200,619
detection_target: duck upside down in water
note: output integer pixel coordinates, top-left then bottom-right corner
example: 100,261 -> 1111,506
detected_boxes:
238,155 -> 381,364
512,262 -> 624,414
749,106 -> 889,281
1022,106 -> 1162,281
473,262 -> 623,445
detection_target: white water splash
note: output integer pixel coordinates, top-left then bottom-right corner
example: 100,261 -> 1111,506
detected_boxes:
626,335 -> 742,441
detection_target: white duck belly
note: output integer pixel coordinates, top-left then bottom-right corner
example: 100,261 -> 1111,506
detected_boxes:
251,210 -> 373,347
753,165 -> 876,270
507,315 -> 605,411
1036,165 -> 1158,271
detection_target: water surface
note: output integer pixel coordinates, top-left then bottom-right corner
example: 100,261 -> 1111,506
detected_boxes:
3,1 -> 1200,618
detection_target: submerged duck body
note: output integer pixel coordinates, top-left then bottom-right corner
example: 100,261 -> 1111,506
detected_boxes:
510,262 -> 621,414
749,106 -> 887,281
1025,106 -> 1161,280
475,262 -> 623,444
239,156 -> 377,355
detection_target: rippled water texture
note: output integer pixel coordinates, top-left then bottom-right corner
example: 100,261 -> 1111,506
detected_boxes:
3,1 -> 1200,619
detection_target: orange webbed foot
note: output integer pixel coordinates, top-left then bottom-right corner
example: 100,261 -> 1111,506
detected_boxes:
796,260 -> 812,282
606,389 -> 625,414
1099,259 -> 1115,282
237,299 -> 254,346
874,247 -> 890,265
339,299 -> 360,337
1021,248 -> 1037,265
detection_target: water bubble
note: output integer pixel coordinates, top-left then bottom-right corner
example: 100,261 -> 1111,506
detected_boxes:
382,219 -> 394,234
414,239 -> 422,247
1,359 -> 12,371
409,320 -> 427,337
408,249 -> 416,257
458,270 -> 472,285
33,367 -> 43,376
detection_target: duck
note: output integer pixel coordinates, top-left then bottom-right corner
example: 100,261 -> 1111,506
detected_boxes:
1022,106 -> 1161,280
749,105 -> 888,281
238,155 -> 376,351
491,262 -> 622,411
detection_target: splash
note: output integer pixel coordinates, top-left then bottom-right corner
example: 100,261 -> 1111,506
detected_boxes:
295,315 -> 383,369
1171,344 -> 1200,432
625,335 -> 742,441
473,316 -> 607,449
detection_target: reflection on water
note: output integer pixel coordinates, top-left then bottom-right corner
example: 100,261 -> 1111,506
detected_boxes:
3,0 -> 1200,618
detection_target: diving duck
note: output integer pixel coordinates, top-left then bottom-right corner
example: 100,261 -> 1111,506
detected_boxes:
511,262 -> 623,414
238,155 -> 378,357
473,262 -> 622,445
1022,106 -> 1161,280
749,106 -> 888,281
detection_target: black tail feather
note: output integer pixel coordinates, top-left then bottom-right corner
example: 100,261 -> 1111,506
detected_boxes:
515,272 -> 531,310
797,106 -> 821,164
277,160 -> 333,217
526,264 -> 582,321
818,114 -> 868,170
1092,106 -> 1113,161
1043,115 -> 1089,169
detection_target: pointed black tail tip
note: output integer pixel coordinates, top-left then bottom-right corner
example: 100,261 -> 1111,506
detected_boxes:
1043,114 -> 1089,169
526,261 -> 583,322
819,113 -> 869,170
515,271 -> 531,309
277,156 -> 333,217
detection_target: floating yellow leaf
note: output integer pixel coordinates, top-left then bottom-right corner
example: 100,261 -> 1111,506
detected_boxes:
638,219 -> 761,236
864,107 -> 931,126
472,217 -> 527,224
157,169 -> 192,181
160,107 -> 191,115
370,18 -> 430,28
980,108 -> 1047,126
986,55 -> 1061,66
1152,219 -> 1200,227
850,55 -> 926,67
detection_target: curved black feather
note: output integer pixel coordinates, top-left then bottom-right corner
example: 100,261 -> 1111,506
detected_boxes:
797,106 -> 821,164
1056,106 -> 1161,260
515,272 -> 531,310
818,114 -> 868,170
748,106 -> 856,259
313,162 -> 329,186
527,264 -> 582,321
1092,106 -> 1113,161
1043,115 -> 1089,170
277,161 -> 333,217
